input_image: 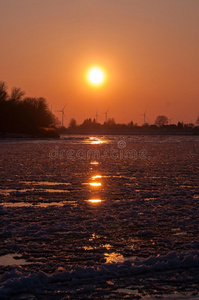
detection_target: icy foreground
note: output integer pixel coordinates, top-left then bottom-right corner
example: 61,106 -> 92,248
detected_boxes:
0,135 -> 199,299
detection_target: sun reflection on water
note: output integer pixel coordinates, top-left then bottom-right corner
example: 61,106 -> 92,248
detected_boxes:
86,137 -> 106,145
87,199 -> 102,203
83,244 -> 111,250
89,182 -> 101,187
90,161 -> 99,165
105,252 -> 124,263
91,175 -> 102,180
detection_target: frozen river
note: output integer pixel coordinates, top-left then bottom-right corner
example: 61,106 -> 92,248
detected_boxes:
0,135 -> 199,299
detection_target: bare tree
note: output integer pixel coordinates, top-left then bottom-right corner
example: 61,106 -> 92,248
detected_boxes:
106,118 -> 116,127
154,115 -> 169,127
69,118 -> 77,128
10,87 -> 25,102
196,116 -> 199,126
0,81 -> 8,102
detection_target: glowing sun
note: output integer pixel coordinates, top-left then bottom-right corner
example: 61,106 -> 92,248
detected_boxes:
88,67 -> 104,85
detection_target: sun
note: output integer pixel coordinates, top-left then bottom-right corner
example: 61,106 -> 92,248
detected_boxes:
88,67 -> 104,85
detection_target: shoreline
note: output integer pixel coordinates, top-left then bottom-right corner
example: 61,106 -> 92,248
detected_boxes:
0,133 -> 199,143
1,127 -> 199,140
61,128 -> 199,136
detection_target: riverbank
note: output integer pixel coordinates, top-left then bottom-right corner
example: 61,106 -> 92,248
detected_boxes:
62,127 -> 199,136
0,128 -> 60,139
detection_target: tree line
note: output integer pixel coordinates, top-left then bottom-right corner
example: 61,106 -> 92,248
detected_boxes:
66,115 -> 199,134
0,82 -> 59,137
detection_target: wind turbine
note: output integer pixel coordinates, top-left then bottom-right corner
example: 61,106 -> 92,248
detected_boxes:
103,108 -> 109,123
141,109 -> 147,125
94,109 -> 99,122
56,104 -> 67,127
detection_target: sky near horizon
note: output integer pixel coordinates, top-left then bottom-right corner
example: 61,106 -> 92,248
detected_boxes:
0,0 -> 199,125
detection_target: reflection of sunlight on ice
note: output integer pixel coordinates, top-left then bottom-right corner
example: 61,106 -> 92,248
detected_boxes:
19,181 -> 71,186
90,140 -> 103,145
89,233 -> 100,241
103,244 -> 111,250
86,137 -> 106,145
83,244 -> 111,250
2,202 -> 68,207
83,246 -> 94,250
105,252 -> 124,263
90,161 -> 99,165
87,199 -> 102,203
0,188 -> 70,196
89,182 -> 101,187
91,175 -> 102,180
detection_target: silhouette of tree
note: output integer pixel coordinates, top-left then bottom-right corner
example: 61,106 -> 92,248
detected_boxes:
196,117 -> 199,126
177,122 -> 184,129
0,82 -> 58,136
142,122 -> 149,127
0,82 -> 9,134
127,121 -> 134,128
82,118 -> 93,128
10,87 -> 25,103
154,115 -> 168,127
106,118 -> 115,127
0,81 -> 8,102
68,118 -> 77,128
185,123 -> 194,128
61,114 -> 197,135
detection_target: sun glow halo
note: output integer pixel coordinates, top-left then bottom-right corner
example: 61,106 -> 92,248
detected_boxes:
88,67 -> 104,85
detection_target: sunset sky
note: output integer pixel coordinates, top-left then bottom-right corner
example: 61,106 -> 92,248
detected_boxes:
0,0 -> 199,125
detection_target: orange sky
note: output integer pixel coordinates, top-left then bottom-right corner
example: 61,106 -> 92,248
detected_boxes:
0,0 -> 199,125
